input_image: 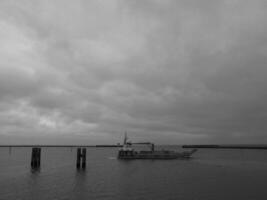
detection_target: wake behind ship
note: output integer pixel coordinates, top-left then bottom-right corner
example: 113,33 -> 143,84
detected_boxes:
118,133 -> 197,160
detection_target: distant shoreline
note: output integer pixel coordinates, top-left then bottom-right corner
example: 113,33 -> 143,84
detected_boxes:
182,145 -> 267,149
0,145 -> 122,148
2,144 -> 267,149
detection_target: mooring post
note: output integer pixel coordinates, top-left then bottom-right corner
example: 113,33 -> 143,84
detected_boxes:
82,148 -> 86,169
37,148 -> 41,167
76,147 -> 86,169
76,148 -> 81,168
31,147 -> 41,169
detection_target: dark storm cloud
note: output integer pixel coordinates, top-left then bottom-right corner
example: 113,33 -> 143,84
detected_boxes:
0,0 -> 267,144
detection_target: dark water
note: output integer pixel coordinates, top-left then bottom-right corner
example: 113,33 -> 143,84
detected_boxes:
1,147 -> 267,200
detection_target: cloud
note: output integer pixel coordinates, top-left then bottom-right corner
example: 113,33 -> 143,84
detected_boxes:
0,0 -> 267,144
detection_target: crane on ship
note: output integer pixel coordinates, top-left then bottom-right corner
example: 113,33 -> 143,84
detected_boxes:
123,131 -> 155,152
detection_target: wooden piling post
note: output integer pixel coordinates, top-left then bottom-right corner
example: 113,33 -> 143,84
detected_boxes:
76,148 -> 81,168
82,148 -> 86,169
76,147 -> 86,169
37,148 -> 41,166
31,147 -> 41,169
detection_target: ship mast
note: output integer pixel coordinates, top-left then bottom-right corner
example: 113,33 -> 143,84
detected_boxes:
123,131 -> 128,145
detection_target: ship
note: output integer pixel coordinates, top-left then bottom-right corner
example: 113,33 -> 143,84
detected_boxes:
118,133 -> 197,160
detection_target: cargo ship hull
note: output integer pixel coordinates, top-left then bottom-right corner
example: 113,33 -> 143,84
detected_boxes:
118,149 -> 197,160
117,133 -> 197,160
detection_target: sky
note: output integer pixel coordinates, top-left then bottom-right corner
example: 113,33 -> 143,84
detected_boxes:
0,0 -> 267,145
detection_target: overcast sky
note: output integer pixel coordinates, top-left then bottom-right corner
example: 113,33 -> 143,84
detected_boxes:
0,0 -> 267,145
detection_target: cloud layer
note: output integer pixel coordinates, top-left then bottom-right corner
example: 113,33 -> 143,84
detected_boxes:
1,0 -> 267,144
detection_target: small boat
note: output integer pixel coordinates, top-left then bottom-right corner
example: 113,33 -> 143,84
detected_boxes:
118,133 -> 197,160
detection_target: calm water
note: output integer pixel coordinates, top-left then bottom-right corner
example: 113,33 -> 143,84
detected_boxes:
1,147 -> 267,200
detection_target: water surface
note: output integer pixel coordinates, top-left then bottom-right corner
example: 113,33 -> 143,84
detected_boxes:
1,147 -> 267,200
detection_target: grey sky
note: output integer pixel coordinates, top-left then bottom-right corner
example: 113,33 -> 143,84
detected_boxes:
0,0 -> 267,145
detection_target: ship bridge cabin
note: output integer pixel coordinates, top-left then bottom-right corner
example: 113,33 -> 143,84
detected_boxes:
118,149 -> 136,157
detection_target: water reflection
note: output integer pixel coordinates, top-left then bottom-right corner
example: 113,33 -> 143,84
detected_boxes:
27,166 -> 42,200
2,148 -> 267,200
31,167 -> 41,174
70,169 -> 88,199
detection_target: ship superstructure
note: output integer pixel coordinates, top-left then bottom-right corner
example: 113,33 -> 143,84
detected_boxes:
118,133 -> 197,160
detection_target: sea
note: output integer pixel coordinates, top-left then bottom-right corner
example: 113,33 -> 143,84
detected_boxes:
1,146 -> 267,200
